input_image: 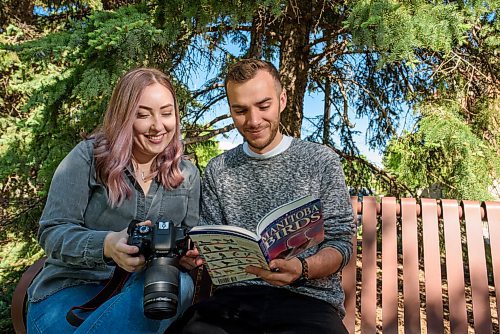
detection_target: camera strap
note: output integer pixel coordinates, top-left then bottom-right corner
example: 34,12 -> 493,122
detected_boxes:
66,266 -> 131,327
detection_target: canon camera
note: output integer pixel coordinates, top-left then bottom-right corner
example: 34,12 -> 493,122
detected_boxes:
127,219 -> 189,320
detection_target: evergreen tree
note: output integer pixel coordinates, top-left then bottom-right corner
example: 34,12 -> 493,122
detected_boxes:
1,2 -> 498,329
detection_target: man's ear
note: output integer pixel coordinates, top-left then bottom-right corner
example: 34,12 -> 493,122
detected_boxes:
279,89 -> 287,113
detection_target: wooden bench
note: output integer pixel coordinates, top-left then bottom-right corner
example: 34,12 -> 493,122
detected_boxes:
343,196 -> 499,333
10,196 -> 500,333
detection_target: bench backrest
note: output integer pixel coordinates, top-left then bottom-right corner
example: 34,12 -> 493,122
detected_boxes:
342,196 -> 500,333
11,196 -> 500,333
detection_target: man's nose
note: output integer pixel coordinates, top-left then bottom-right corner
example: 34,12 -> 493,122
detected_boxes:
246,109 -> 261,126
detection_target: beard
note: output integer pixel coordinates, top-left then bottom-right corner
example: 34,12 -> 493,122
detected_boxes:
240,102 -> 282,152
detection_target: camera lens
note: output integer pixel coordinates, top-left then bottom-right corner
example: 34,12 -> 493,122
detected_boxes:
143,257 -> 180,319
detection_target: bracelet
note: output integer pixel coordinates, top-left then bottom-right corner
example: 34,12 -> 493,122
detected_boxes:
299,257 -> 309,281
291,257 -> 309,287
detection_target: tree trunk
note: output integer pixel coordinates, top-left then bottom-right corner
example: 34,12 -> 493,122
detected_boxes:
278,2 -> 312,138
248,7 -> 268,59
323,77 -> 332,144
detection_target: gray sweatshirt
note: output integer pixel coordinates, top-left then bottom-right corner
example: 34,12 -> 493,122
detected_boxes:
201,138 -> 355,318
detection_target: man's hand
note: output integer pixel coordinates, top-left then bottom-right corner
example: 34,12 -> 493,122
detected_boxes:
245,257 -> 302,286
103,220 -> 151,273
247,247 -> 343,286
179,247 -> 204,271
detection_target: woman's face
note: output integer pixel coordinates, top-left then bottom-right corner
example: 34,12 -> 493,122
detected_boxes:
132,83 -> 177,162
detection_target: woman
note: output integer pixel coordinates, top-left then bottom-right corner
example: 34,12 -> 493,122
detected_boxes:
27,68 -> 200,333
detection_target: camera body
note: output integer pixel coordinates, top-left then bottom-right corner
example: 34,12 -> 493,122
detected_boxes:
127,220 -> 188,260
127,220 -> 189,320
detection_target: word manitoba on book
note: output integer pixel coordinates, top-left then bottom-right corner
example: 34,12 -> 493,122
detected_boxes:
189,195 -> 324,285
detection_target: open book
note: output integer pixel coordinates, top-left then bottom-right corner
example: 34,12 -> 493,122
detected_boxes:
188,195 -> 324,285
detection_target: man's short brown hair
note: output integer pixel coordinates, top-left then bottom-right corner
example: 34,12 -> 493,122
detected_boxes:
224,59 -> 282,93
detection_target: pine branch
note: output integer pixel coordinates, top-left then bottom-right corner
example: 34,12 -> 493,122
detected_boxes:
183,124 -> 235,145
325,143 -> 415,196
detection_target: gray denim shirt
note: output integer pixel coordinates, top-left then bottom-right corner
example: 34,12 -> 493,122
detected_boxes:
28,139 -> 201,302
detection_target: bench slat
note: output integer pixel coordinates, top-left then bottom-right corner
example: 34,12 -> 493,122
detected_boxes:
342,197 -> 359,333
401,198 -> 421,333
360,196 -> 378,332
463,200 -> 493,333
441,199 -> 468,333
421,198 -> 444,333
484,201 -> 500,323
381,197 -> 398,334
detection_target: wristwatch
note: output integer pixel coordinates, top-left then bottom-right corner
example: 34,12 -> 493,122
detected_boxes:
291,256 -> 309,286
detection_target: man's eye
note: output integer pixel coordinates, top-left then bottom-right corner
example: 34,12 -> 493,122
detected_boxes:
260,105 -> 270,110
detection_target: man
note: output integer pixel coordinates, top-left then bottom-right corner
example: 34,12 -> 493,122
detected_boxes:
175,59 -> 355,334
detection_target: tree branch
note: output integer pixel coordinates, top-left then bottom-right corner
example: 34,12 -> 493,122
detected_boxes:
183,124 -> 235,145
325,143 -> 415,196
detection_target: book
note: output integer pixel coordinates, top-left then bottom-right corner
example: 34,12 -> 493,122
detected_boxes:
188,195 -> 324,285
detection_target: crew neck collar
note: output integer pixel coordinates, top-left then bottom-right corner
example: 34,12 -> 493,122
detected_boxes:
242,136 -> 293,159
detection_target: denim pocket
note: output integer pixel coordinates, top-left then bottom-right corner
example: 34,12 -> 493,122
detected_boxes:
156,189 -> 189,226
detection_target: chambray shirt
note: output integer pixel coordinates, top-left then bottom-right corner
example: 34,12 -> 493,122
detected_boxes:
28,139 -> 201,302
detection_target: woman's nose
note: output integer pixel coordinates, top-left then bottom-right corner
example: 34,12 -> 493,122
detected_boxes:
150,115 -> 162,131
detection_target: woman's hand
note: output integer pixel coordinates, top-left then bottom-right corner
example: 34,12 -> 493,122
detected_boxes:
179,247 -> 204,271
245,257 -> 302,286
103,220 -> 151,272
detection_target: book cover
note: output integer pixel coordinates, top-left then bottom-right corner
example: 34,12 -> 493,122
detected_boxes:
189,195 -> 324,285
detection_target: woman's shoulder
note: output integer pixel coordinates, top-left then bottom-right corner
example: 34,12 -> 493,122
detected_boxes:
179,157 -> 200,178
63,138 -> 95,163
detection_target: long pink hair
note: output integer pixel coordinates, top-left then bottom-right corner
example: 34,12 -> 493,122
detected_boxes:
93,68 -> 184,206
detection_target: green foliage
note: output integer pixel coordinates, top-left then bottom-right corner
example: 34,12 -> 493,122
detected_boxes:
155,0 -> 274,29
346,0 -> 470,64
384,103 -> 499,201
186,140 -> 221,172
1,1 -> 498,331
0,235 -> 43,333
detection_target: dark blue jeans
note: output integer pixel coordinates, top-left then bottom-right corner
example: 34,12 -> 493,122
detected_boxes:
166,285 -> 348,334
27,271 -> 193,334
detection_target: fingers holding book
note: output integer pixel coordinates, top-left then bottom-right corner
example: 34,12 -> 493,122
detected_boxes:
179,247 -> 204,270
245,257 -> 302,286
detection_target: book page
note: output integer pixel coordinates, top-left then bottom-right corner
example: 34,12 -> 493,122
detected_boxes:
189,232 -> 270,285
190,224 -> 259,241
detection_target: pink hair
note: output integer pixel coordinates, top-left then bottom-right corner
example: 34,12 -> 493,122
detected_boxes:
92,68 -> 184,206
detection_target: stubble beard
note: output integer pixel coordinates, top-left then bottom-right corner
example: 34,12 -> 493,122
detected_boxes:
242,106 -> 281,152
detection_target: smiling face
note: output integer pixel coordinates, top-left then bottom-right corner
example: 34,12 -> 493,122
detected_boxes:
132,83 -> 177,163
226,70 -> 287,154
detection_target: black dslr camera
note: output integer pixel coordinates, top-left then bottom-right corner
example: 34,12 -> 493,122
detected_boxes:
127,219 -> 189,320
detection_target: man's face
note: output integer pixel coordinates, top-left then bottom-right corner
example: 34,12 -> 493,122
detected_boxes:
226,70 -> 287,154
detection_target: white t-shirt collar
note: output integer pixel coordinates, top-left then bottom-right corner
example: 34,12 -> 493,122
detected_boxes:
242,135 -> 293,159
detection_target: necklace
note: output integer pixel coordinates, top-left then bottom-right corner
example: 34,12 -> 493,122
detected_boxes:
132,159 -> 151,182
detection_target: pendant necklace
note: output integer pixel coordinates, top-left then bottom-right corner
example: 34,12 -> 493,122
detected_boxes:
132,159 -> 149,182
